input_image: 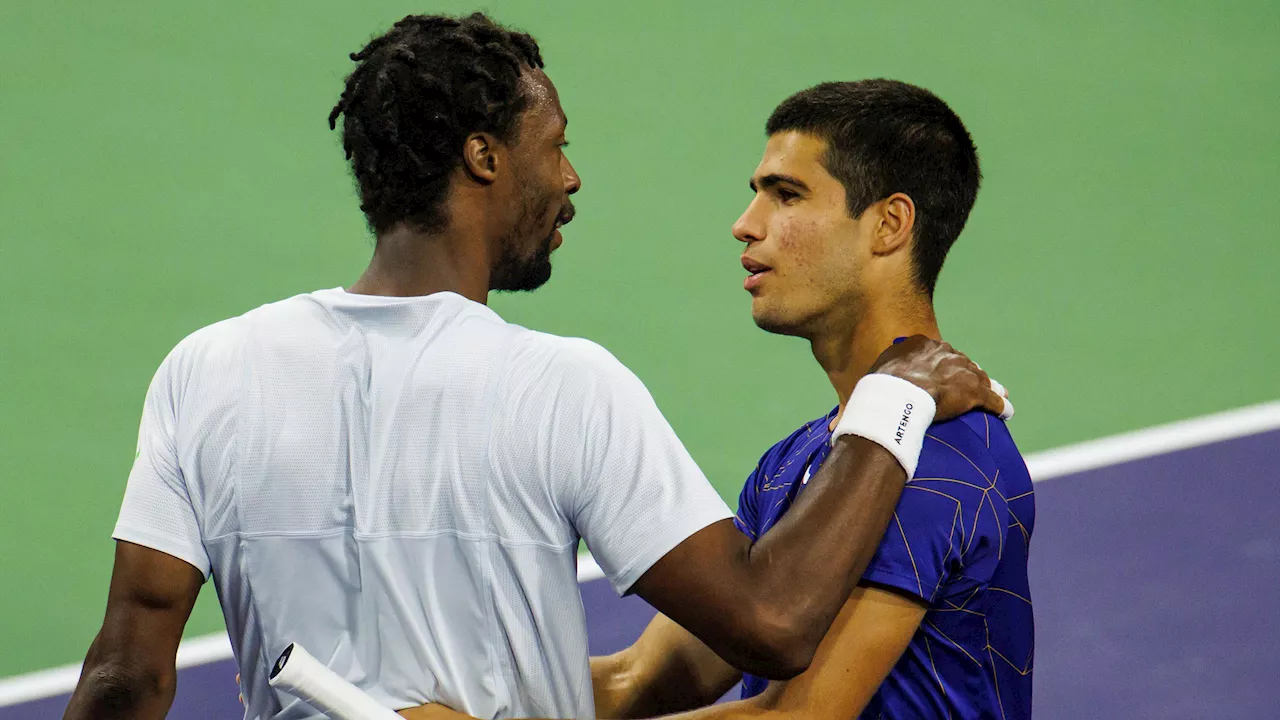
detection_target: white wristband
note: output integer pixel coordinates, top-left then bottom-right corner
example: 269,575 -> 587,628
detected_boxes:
832,374 -> 937,479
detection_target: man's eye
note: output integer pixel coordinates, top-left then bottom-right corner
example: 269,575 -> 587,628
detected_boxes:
777,188 -> 799,203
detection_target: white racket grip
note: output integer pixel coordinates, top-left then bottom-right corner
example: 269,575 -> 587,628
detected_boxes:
831,373 -> 936,479
269,643 -> 402,720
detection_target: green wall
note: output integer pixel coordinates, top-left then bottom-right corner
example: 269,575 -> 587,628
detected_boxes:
2,0 -> 1276,676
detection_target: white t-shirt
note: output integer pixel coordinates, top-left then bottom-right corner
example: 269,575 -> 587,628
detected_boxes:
113,289 -> 732,720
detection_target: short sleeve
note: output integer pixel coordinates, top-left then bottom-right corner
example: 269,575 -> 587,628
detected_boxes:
733,463 -> 764,541
860,482 -> 962,604
861,428 -> 1004,604
112,349 -> 212,578
501,336 -> 732,596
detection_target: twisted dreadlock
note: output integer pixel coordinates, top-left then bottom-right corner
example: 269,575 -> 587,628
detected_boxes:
329,13 -> 544,234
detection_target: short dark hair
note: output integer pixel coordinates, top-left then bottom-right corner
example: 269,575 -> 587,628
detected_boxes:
329,13 -> 544,234
766,80 -> 981,296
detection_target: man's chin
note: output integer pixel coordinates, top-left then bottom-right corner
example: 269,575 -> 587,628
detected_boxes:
751,307 -> 805,338
492,260 -> 553,293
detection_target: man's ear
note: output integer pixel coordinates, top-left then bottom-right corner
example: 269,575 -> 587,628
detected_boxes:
461,132 -> 501,184
869,192 -> 916,256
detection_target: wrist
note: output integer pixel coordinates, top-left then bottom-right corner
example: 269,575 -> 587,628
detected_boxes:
832,374 -> 936,478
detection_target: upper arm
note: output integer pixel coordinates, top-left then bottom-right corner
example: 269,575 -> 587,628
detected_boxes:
63,541 -> 204,720
664,587 -> 926,720
627,520 -> 779,673
748,586 -> 926,719
623,449 -> 781,675
63,349 -> 210,718
102,347 -> 209,646
96,541 -> 205,663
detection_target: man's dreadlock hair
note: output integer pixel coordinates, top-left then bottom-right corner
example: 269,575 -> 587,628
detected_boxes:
329,13 -> 544,234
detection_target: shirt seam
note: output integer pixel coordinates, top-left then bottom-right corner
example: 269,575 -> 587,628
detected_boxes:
481,324 -> 518,713
202,527 -> 577,549
238,309 -> 276,715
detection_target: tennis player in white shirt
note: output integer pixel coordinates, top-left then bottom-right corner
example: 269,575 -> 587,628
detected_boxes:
63,12 -> 1008,720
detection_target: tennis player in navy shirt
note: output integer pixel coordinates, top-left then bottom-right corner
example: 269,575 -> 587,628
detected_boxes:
575,80 -> 1035,720
732,360 -> 1033,718
411,79 -> 1033,720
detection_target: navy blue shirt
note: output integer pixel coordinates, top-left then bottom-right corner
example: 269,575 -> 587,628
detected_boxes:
735,407 -> 1035,719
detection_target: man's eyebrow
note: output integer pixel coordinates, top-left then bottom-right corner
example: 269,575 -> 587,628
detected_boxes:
749,173 -> 811,193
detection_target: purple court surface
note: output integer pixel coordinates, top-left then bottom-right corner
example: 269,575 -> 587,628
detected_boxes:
5,429 -> 1277,719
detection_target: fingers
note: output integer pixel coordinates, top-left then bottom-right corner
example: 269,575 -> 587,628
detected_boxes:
974,370 -> 1005,419
985,375 -> 1013,418
978,385 -> 1004,417
968,364 -> 1013,420
971,360 -> 1013,417
998,395 -> 1015,420
979,374 -> 1014,419
868,339 -> 1015,423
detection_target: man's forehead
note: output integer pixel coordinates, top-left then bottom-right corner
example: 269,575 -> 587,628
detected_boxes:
520,68 -> 567,127
752,131 -> 828,179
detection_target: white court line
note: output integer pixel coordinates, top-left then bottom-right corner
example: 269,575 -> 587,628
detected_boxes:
578,551 -> 606,583
0,634 -> 235,708
3,399 -> 1276,708
1025,399 -> 1280,480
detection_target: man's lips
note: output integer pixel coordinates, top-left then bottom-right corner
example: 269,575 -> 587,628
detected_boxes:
741,256 -> 771,274
742,255 -> 772,291
550,205 -> 575,250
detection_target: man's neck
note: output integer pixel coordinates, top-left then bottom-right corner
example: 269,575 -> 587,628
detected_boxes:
810,296 -> 941,417
348,223 -> 492,304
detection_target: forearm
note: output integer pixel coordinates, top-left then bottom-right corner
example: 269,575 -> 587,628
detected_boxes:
632,436 -> 906,681
653,696 -> 788,720
740,437 -> 904,655
394,657 -> 639,720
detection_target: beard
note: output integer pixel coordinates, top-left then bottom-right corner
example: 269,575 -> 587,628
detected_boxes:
491,183 -> 560,293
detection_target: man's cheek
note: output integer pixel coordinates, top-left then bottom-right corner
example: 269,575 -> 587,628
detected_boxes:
775,216 -> 828,288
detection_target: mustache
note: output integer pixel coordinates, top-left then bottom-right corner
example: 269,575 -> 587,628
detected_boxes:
557,202 -> 576,225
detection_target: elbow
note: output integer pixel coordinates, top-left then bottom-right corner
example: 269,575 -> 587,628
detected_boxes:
751,639 -> 818,682
729,605 -> 822,681
73,659 -> 171,715
751,652 -> 813,683
84,667 -> 148,712
591,650 -> 639,718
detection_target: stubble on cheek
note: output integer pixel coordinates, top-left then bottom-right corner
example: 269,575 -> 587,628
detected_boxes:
773,214 -> 829,293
